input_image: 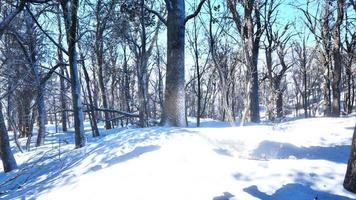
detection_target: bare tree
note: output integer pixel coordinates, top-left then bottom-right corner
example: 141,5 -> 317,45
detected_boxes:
227,0 -> 263,123
330,0 -> 345,117
343,5 -> 355,114
262,0 -> 293,120
147,0 -> 206,126
60,0 -> 86,148
93,0 -> 116,129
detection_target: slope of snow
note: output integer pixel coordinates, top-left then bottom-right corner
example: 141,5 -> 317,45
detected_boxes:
0,116 -> 355,200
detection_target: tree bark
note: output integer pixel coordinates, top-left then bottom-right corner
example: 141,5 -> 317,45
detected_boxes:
344,124 -> 356,192
227,0 -> 261,123
331,0 -> 344,117
95,28 -> 112,129
57,4 -> 68,132
25,11 -> 46,147
60,0 -> 86,148
0,102 -> 18,172
136,0 -> 150,127
81,53 -> 100,137
250,0 -> 262,123
322,1 -> 332,117
162,0 -> 186,126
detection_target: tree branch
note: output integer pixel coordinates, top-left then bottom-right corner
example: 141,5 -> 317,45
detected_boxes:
185,0 -> 207,24
26,5 -> 69,55
144,5 -> 167,26
40,63 -> 69,85
83,104 -> 140,118
0,0 -> 26,37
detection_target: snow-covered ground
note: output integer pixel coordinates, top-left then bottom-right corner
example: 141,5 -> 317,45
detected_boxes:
0,116 -> 355,200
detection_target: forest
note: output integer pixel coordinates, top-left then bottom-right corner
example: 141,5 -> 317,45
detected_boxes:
0,0 -> 355,199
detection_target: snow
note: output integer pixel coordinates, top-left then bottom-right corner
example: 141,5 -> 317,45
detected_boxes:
1,116 -> 356,200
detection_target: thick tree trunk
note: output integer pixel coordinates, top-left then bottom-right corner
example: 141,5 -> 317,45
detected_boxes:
249,0 -> 261,123
250,57 -> 260,122
322,1 -> 332,117
276,90 -> 283,118
0,103 -> 18,172
35,87 -> 46,146
137,59 -> 149,127
137,0 -> 150,127
265,48 -> 274,120
274,79 -> 283,118
61,0 -> 86,148
68,49 -> 86,148
344,125 -> 356,192
323,70 -> 332,116
331,0 -> 344,117
162,0 -> 186,127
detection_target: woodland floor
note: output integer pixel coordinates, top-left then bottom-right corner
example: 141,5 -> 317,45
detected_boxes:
0,115 -> 356,200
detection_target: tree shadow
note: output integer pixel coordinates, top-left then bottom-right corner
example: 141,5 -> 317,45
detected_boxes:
85,145 -> 160,173
1,126 -> 193,199
212,192 -> 235,200
251,140 -> 350,163
243,184 -> 354,200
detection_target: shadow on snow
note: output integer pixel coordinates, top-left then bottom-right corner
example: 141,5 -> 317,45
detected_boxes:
243,184 -> 354,200
251,140 -> 350,164
0,126 -> 193,199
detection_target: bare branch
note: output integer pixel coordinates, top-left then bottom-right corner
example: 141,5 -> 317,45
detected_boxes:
185,0 -> 207,24
40,63 -> 69,85
144,5 -> 167,26
0,0 -> 26,37
26,5 -> 69,55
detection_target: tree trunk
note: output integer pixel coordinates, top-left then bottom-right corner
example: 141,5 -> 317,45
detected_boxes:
61,0 -> 86,148
323,70 -> 332,116
322,1 -> 332,117
24,9 -> 46,147
156,42 -> 164,122
331,0 -> 344,117
250,55 -> 260,122
303,69 -> 308,118
94,0 -> 112,130
57,6 -> 67,132
274,78 -> 283,118
137,0 -> 150,127
345,65 -> 352,114
35,87 -> 46,146
249,0 -> 261,123
81,54 -> 100,137
192,18 -> 201,127
344,124 -> 356,192
207,0 -> 234,123
0,103 -> 18,172
162,0 -> 186,126
96,40 -> 112,129
6,84 -> 13,132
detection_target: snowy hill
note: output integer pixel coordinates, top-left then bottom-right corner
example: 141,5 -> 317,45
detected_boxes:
1,116 -> 356,200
